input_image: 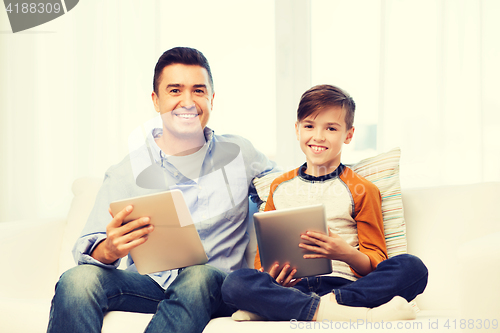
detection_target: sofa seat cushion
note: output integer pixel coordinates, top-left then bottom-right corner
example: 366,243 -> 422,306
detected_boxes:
203,310 -> 460,332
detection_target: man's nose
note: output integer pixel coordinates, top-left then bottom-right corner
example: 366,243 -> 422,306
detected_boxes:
180,92 -> 194,107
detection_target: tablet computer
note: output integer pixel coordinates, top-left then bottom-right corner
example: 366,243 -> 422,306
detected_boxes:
253,204 -> 332,279
109,190 -> 208,274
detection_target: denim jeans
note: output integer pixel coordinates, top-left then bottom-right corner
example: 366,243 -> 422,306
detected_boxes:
222,254 -> 428,321
46,264 -> 235,333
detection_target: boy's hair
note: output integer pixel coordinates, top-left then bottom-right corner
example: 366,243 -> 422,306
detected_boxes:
297,84 -> 356,129
153,47 -> 214,95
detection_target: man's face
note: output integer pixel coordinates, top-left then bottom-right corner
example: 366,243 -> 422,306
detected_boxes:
152,64 -> 214,139
295,106 -> 354,177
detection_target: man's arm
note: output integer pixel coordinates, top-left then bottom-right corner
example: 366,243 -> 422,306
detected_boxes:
91,205 -> 154,264
73,160 -> 156,267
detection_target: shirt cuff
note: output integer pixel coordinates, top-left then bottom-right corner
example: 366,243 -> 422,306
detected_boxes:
73,234 -> 121,269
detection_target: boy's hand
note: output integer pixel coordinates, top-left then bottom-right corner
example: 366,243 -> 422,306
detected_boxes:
262,263 -> 302,287
300,229 -> 373,276
299,230 -> 353,261
91,205 -> 154,264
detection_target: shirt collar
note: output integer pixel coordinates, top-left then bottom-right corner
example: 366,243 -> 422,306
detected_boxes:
298,162 -> 346,182
147,127 -> 215,164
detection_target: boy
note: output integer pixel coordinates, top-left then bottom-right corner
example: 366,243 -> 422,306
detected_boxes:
221,84 -> 428,322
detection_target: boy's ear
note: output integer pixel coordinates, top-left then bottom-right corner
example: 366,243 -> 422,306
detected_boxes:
295,122 -> 299,140
344,126 -> 355,144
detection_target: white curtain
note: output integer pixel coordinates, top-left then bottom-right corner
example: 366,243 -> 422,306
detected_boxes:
379,0 -> 500,187
1,0 -> 499,223
0,0 -> 275,223
1,1 -> 159,222
311,0 -> 500,188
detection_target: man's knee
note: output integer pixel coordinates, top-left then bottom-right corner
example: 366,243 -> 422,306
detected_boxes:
55,265 -> 106,302
178,265 -> 227,290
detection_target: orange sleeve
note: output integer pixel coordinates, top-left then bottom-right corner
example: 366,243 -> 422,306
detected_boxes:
253,169 -> 298,270
253,186 -> 276,270
341,168 -> 388,276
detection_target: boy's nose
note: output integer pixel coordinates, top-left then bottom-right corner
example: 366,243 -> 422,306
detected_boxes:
313,130 -> 325,141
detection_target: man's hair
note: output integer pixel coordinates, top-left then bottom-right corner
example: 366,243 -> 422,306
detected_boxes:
297,84 -> 355,129
153,47 -> 214,95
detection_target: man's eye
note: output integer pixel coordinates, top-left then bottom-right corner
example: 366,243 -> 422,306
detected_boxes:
194,89 -> 205,94
170,89 -> 180,94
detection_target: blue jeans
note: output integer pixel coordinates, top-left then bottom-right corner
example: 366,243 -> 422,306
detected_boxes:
46,264 -> 235,333
222,254 -> 428,321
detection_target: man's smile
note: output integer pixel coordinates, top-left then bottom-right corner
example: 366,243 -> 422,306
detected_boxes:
174,112 -> 199,119
171,105 -> 200,120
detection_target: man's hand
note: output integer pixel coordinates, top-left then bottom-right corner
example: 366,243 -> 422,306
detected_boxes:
91,205 -> 154,264
261,263 -> 302,287
299,230 -> 372,276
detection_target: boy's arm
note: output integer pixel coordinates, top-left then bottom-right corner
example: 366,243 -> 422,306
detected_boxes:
300,230 -> 373,276
253,179 -> 278,270
351,181 -> 388,275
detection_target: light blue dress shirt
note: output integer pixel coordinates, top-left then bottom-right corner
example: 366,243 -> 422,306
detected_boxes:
73,127 -> 275,289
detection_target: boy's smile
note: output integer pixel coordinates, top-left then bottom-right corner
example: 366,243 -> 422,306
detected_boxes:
295,106 -> 354,177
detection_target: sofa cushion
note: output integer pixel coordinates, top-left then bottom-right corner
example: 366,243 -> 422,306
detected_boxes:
58,177 -> 102,275
403,182 -> 500,311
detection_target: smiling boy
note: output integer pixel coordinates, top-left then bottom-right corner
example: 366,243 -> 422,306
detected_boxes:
222,84 -> 428,322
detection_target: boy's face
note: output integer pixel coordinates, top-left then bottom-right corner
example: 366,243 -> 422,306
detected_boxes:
295,106 -> 354,177
151,64 -> 214,139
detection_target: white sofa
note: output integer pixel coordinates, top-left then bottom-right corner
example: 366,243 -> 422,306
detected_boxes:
1,178 -> 499,333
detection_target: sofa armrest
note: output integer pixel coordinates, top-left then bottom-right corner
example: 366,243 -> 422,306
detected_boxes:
458,231 -> 500,320
0,218 -> 66,299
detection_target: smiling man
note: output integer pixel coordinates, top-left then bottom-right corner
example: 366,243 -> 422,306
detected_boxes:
46,47 -> 276,333
152,62 -> 212,155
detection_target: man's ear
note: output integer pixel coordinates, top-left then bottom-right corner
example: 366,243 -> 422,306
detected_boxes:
210,92 -> 215,110
344,126 -> 355,144
151,91 -> 160,113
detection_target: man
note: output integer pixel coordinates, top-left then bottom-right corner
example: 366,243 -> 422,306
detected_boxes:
47,47 -> 275,333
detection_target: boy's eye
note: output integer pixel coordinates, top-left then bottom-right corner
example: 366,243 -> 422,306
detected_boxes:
327,127 -> 337,131
304,125 -> 313,129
